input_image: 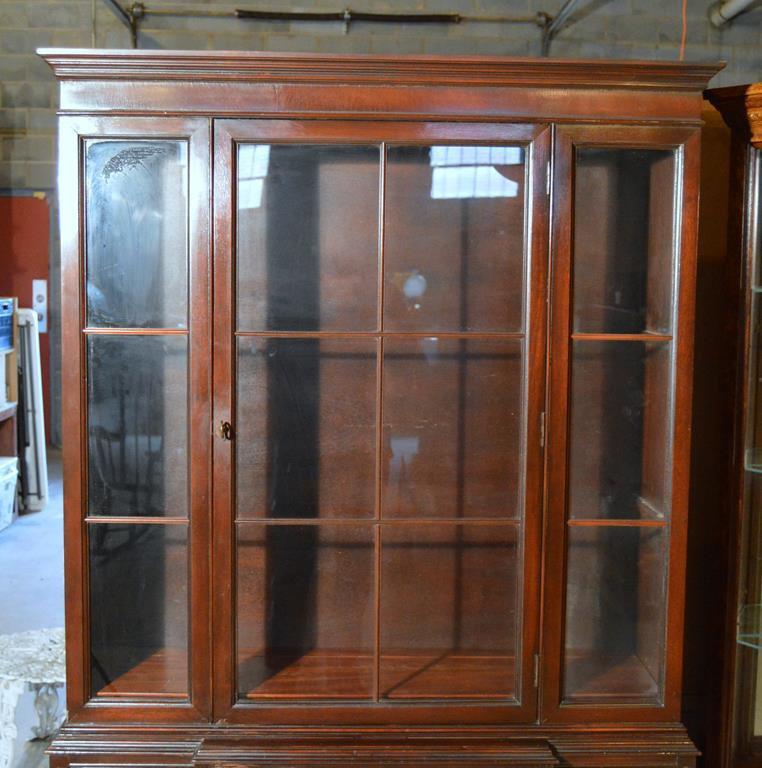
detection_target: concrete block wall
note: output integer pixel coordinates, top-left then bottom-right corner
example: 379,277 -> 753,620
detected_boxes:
1,0 -> 760,206
0,0 -> 759,443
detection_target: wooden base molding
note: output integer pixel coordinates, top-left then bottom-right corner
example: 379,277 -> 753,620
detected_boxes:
48,725 -> 698,768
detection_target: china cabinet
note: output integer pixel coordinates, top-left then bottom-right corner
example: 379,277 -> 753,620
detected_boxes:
40,49 -> 720,767
704,83 -> 762,768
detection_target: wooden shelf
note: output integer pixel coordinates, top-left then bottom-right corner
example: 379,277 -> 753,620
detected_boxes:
239,651 -> 373,700
99,648 -> 517,702
240,650 -> 516,701
563,653 -> 660,704
381,651 -> 516,700
570,332 -> 673,342
94,641 -> 661,708
95,648 -> 187,698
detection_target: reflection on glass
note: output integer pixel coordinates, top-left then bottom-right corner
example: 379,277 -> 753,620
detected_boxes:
740,149 -> 762,741
563,526 -> 666,704
382,338 -> 523,519
89,523 -> 188,697
740,466 -> 762,736
85,140 -> 188,329
384,145 -> 526,332
237,524 -> 374,699
747,296 -> 762,469
87,335 -> 188,518
380,524 -> 519,699
573,148 -> 675,334
237,144 -> 379,332
236,338 -> 376,520
738,476 -> 762,653
568,341 -> 671,520
752,153 -> 762,291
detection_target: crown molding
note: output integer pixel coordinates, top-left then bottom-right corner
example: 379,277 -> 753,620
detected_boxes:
39,49 -> 723,92
706,83 -> 762,147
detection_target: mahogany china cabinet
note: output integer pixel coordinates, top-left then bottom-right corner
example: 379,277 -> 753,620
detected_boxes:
40,49 -> 721,767
704,84 -> 762,768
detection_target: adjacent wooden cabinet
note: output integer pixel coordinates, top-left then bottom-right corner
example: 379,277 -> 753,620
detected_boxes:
705,84 -> 762,768
40,50 -> 721,767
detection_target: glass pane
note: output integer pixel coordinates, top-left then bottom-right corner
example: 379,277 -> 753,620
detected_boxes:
85,140 -> 188,329
748,295 -> 762,470
380,523 -> 519,699
236,338 -> 376,520
237,144 -> 379,332
89,523 -> 188,697
738,149 -> 762,744
384,145 -> 526,332
738,475 -> 762,652
573,148 -> 675,334
237,523 -> 374,699
568,341 -> 671,521
739,468 -> 762,737
752,152 -> 762,290
563,525 -> 666,704
87,335 -> 188,518
382,338 -> 523,520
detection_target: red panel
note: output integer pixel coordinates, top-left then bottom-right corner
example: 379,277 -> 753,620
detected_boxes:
0,195 -> 51,444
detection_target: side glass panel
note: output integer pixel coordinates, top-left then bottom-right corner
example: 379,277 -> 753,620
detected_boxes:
87,335 -> 188,519
237,144 -> 379,332
233,139 -> 533,706
568,341 -> 671,521
563,526 -> 666,703
84,138 -> 191,701
735,149 -> 762,750
562,145 -> 678,706
85,140 -> 188,329
573,149 -> 675,335
89,523 -> 188,697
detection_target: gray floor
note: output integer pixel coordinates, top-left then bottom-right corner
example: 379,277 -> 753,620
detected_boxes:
0,451 -> 64,768
0,451 -> 64,634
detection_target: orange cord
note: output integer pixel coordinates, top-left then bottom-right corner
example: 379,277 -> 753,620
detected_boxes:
679,0 -> 688,60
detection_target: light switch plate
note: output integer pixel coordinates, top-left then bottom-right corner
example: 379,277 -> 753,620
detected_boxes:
32,278 -> 47,333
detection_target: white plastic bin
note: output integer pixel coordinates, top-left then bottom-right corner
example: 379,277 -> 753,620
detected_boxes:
0,456 -> 18,531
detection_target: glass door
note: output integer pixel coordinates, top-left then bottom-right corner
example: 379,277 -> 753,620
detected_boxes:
60,116 -> 211,720
543,125 -> 700,723
212,120 -> 549,723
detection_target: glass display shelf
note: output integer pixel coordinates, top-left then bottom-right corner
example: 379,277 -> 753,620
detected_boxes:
738,603 -> 762,651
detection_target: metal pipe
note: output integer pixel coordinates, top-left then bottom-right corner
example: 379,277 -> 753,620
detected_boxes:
546,0 -> 585,36
113,2 -> 541,26
541,0 -> 586,55
103,1 -> 552,44
236,9 -> 462,23
709,0 -> 757,27
100,0 -> 138,47
102,0 -> 131,28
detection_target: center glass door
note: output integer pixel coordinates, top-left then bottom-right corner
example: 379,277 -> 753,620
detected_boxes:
212,121 -> 549,723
